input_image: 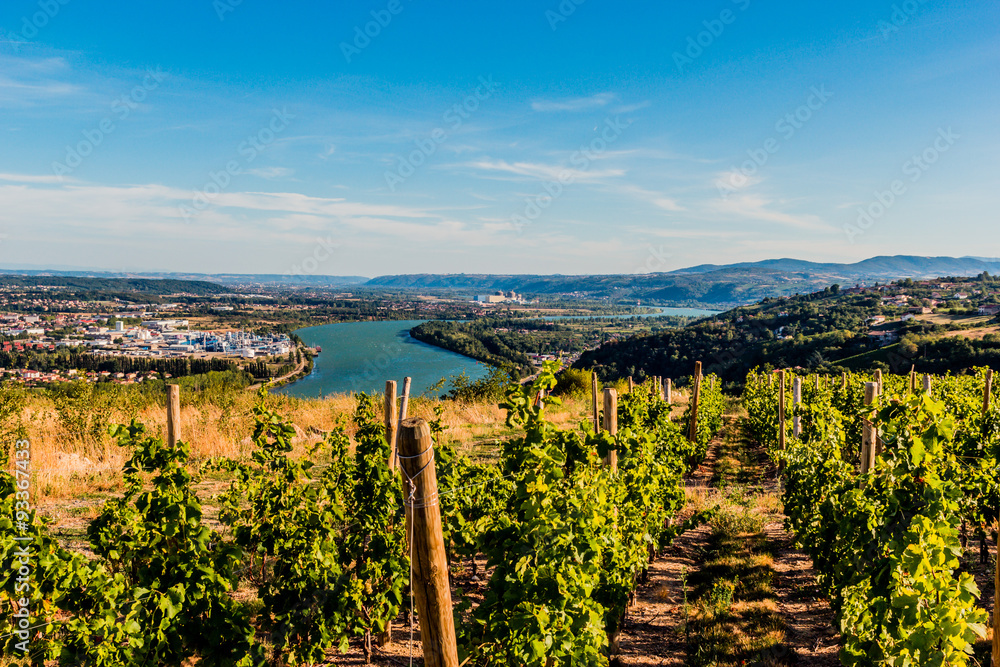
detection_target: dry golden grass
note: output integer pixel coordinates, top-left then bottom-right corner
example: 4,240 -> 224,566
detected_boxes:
8,389 -> 596,504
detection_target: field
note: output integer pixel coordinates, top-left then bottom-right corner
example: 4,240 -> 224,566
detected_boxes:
1,365 -> 998,666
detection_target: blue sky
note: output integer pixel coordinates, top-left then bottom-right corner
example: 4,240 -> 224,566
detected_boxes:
0,0 -> 997,277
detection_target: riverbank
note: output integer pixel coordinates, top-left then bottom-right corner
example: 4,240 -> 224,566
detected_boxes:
408,310 -> 718,376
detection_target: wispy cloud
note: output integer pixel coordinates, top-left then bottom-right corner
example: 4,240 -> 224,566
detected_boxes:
709,193 -> 832,232
531,93 -> 616,112
246,167 -> 294,179
0,172 -> 70,184
615,184 -> 684,212
459,159 -> 625,183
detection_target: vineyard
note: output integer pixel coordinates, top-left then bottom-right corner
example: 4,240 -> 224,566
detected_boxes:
0,361 -> 726,666
3,362 -> 999,665
744,367 -> 1000,666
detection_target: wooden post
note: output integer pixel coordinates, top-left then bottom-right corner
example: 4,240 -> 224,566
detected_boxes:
688,362 -> 702,444
398,419 -> 460,667
993,522 -> 1000,667
861,382 -> 877,473
390,378 -> 411,473
665,378 -> 672,405
768,373 -> 774,388
166,384 -> 180,447
709,376 -> 715,390
984,369 -> 994,421
385,380 -> 398,469
534,388 -> 545,407
399,376 -> 412,421
602,388 -> 618,470
657,376 -> 666,401
591,371 -> 600,432
841,372 -> 848,391
792,377 -> 802,438
923,374 -> 932,396
628,376 -> 634,393
909,366 -> 917,395
874,369 -> 883,397
814,374 -> 820,391
777,370 -> 786,452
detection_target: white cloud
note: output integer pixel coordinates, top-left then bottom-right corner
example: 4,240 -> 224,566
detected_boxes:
531,93 -> 616,112
0,172 -> 70,184
0,179 -> 511,262
460,159 -> 625,183
246,167 -> 294,179
614,185 -> 684,212
709,193 -> 833,232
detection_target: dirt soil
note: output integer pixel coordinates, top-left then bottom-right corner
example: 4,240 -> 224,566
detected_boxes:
616,422 -> 843,666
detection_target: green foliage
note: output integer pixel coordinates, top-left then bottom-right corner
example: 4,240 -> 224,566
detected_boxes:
444,365 -> 517,403
457,362 -> 725,665
214,393 -> 355,665
744,369 -> 995,666
553,367 -> 595,399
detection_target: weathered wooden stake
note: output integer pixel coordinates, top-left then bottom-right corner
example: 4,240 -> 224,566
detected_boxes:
993,517 -> 1000,667
710,376 -> 715,390
166,384 -> 180,447
861,382 -> 877,473
591,371 -> 600,432
777,370 -> 786,452
909,366 -> 917,395
792,377 -> 802,438
399,376 -> 411,419
398,419 -> 460,667
923,374 -> 932,396
628,376 -> 634,393
984,369 -> 994,421
389,377 -> 411,473
603,388 -> 618,470
385,380 -> 398,468
688,362 -> 702,444
841,372 -> 848,391
664,378 -> 672,405
874,369 -> 883,396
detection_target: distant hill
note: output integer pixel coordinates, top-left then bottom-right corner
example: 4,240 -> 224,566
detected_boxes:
0,275 -> 230,296
573,275 -> 1000,384
668,255 -> 1000,277
5,256 -> 1000,306
365,256 -> 1000,307
0,269 -> 369,288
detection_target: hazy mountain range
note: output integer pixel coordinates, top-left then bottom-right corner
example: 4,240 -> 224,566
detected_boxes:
3,255 -> 999,307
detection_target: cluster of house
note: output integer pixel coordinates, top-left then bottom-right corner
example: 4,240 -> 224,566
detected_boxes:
91,327 -> 293,360
0,367 -> 167,387
1,311 -> 293,360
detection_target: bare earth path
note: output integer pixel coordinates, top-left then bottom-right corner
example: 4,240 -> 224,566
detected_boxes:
617,412 -> 842,666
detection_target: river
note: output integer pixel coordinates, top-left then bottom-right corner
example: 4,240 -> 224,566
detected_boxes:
276,307 -> 720,398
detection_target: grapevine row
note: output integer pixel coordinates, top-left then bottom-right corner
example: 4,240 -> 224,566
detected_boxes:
743,368 -> 999,666
1,361 -> 725,666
